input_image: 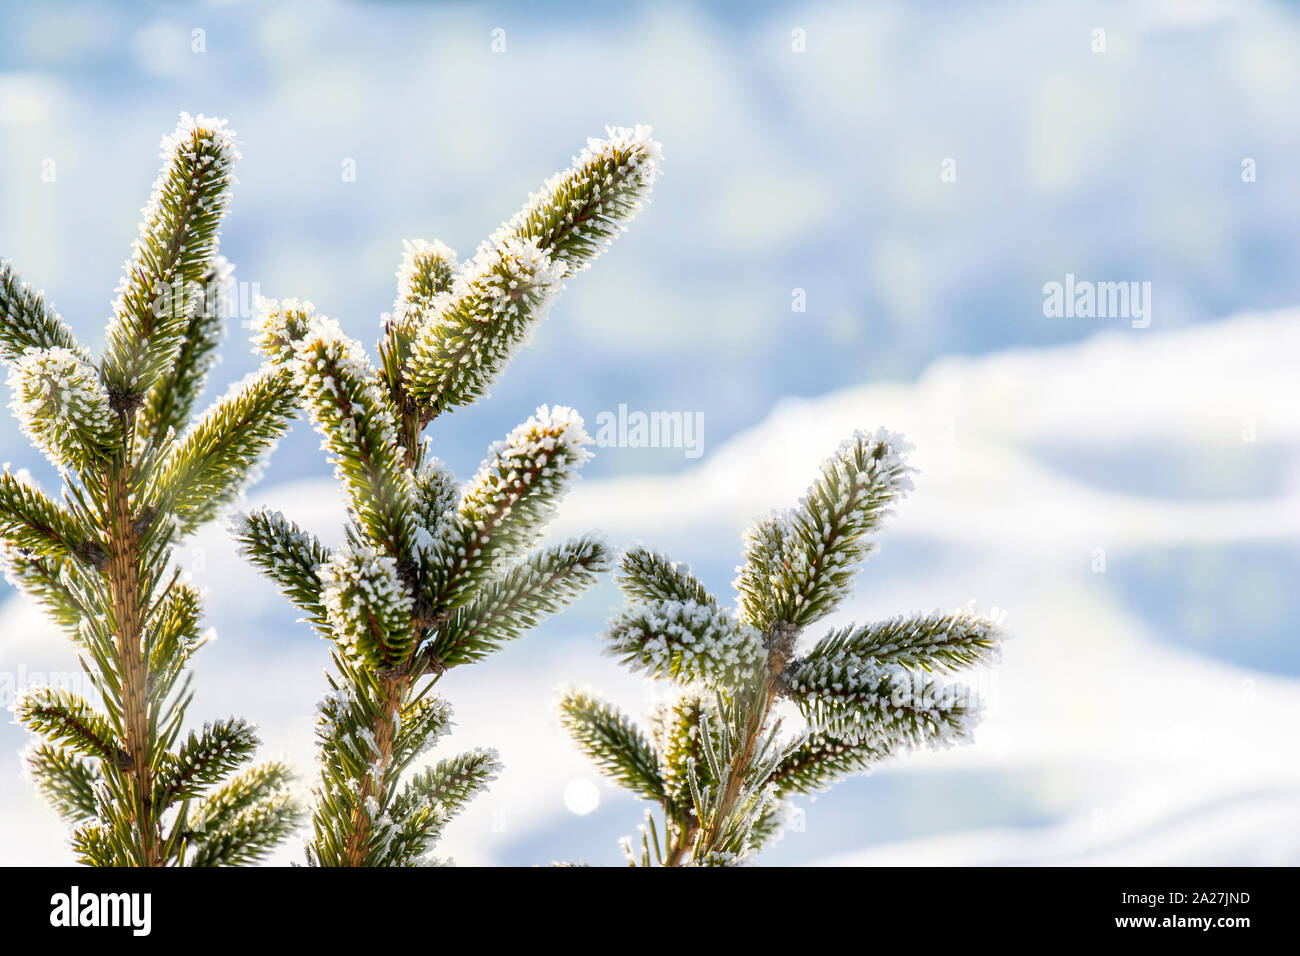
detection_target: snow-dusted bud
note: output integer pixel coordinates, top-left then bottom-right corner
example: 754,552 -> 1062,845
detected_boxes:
318,542 -> 416,668
7,348 -> 119,469
377,241 -> 460,413
389,239 -> 457,334
411,456 -> 459,555
251,296 -> 321,365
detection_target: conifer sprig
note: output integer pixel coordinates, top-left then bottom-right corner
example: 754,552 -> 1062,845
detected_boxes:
0,261 -> 90,364
235,125 -> 659,865
0,114 -> 301,866
139,257 -> 233,446
0,472 -> 87,560
103,113 -> 240,405
146,367 -> 299,535
561,429 -> 1002,866
428,534 -> 610,669
294,319 -> 420,556
558,692 -> 666,803
404,125 -> 662,417
234,508 -> 331,633
8,348 -> 120,470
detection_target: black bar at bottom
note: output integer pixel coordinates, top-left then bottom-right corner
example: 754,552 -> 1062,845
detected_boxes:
1,865 -> 1282,943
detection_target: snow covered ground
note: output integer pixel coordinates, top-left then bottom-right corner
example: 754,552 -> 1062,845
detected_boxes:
3,310 -> 1297,865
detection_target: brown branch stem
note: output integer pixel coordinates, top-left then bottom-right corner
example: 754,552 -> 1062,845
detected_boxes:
342,672 -> 408,867
692,622 -> 798,864
105,445 -> 162,866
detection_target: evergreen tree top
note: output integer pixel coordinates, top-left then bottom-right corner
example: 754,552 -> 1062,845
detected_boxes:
0,113 -> 300,867
236,124 -> 661,866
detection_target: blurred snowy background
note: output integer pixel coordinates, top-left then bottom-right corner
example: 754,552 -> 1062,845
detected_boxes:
2,0 -> 1299,865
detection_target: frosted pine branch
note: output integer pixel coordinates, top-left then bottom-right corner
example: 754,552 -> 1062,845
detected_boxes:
563,428 -> 1002,866
284,313 -> 420,557
405,126 -> 662,415
501,124 -> 662,274
788,662 -> 983,751
558,691 -> 667,804
432,404 -> 593,607
619,547 -> 715,606
240,127 -> 659,866
0,546 -> 83,637
233,508 -> 332,633
186,790 -> 301,867
0,470 -> 89,561
405,236 -> 566,412
735,427 -> 914,631
0,261 -> 90,364
769,731 -> 897,796
14,686 -> 119,764
391,748 -> 501,820
145,366 -> 298,535
24,743 -> 100,823
383,748 -> 500,866
427,534 -> 610,668
191,761 -> 295,834
318,542 -> 417,669
805,607 -> 1001,674
1,115 -> 301,867
155,718 -> 261,804
148,582 -> 206,677
7,348 -> 119,470
604,599 -> 765,686
140,256 -> 234,445
389,696 -> 456,773
103,113 -> 240,403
